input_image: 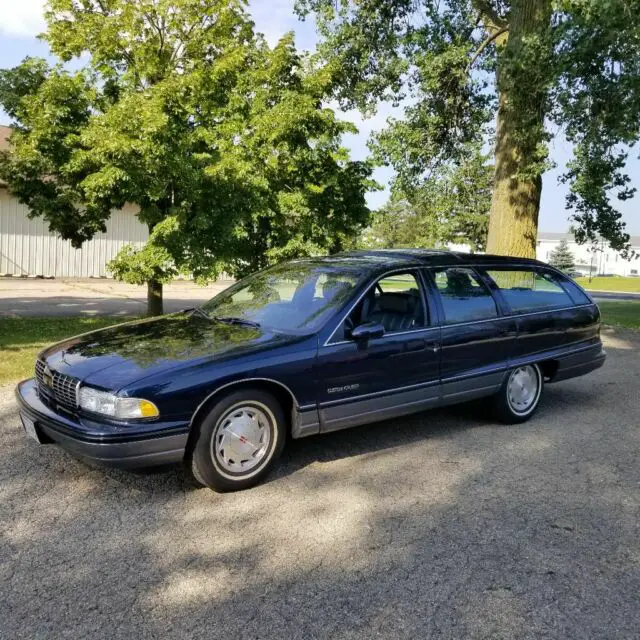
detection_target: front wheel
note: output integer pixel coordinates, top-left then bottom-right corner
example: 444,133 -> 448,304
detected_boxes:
189,388 -> 286,492
492,363 -> 543,424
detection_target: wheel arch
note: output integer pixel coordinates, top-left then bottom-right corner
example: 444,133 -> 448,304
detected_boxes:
185,378 -> 298,454
539,359 -> 559,382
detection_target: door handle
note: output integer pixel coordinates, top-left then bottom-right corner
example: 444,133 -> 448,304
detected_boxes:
405,339 -> 427,353
405,339 -> 440,354
425,342 -> 441,353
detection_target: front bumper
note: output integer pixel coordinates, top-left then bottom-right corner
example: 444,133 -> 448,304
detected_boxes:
16,379 -> 189,469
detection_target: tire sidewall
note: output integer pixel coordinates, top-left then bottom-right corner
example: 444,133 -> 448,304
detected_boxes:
495,363 -> 543,424
191,389 -> 286,491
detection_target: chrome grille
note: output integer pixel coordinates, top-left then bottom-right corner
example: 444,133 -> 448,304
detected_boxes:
35,359 -> 79,409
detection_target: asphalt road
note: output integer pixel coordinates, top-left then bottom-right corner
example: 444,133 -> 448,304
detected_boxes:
1,327 -> 639,639
589,291 -> 640,301
0,278 -> 231,317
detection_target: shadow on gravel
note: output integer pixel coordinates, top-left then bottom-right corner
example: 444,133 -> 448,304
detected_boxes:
278,400 -> 495,478
1,331 -> 639,639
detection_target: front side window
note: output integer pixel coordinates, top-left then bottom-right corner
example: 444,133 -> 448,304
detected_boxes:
202,262 -> 361,333
334,272 -> 426,341
486,269 -> 575,313
431,267 -> 498,324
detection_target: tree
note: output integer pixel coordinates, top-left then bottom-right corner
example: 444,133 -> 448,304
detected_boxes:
548,239 -> 575,273
0,0 -> 373,315
363,144 -> 492,250
296,0 -> 640,259
361,198 -> 418,249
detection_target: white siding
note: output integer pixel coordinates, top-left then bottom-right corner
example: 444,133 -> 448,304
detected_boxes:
536,236 -> 640,277
0,189 -> 148,277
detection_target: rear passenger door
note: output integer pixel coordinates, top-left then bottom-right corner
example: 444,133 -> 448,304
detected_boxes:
427,266 -> 517,403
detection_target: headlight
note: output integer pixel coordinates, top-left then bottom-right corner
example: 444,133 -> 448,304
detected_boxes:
79,387 -> 159,419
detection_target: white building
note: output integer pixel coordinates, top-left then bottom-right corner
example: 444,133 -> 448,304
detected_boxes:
536,232 -> 640,277
0,125 -> 149,278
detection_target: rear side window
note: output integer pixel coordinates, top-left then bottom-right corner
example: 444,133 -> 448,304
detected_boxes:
552,273 -> 592,305
431,267 -> 498,324
486,269 -> 575,313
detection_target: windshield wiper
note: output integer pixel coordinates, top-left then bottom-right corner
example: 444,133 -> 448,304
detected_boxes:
187,306 -> 212,320
212,316 -> 261,329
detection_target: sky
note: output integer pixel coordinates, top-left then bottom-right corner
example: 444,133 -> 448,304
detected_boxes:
0,0 -> 638,235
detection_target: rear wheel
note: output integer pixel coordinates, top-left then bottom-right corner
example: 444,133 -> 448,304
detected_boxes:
492,363 -> 543,424
189,389 -> 286,492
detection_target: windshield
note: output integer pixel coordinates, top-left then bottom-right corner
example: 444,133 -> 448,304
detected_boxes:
201,261 -> 362,334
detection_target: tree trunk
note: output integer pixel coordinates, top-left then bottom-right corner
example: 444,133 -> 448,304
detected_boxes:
486,0 -> 552,258
147,278 -> 163,316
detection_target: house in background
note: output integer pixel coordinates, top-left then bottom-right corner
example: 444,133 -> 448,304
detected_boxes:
536,232 -> 640,277
0,125 -> 148,278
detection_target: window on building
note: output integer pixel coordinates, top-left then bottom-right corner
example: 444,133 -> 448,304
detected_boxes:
431,268 -> 498,324
486,269 -> 575,313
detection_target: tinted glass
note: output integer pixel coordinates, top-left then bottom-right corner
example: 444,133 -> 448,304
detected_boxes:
432,267 -> 498,324
553,273 -> 592,305
377,273 -> 421,295
487,269 -> 575,312
202,262 -> 361,333
333,272 -> 426,342
367,272 -> 425,333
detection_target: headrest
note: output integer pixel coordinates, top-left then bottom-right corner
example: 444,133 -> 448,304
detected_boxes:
376,292 -> 412,313
446,270 -> 474,293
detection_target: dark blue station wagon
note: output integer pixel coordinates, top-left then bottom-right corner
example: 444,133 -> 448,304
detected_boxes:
17,250 -> 605,491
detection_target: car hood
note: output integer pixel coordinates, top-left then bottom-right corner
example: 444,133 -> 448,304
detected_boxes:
39,313 -> 303,390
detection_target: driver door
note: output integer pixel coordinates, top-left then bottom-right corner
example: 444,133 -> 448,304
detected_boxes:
315,271 -> 441,433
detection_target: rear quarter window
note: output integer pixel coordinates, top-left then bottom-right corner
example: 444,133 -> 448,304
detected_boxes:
486,269 -> 576,313
552,273 -> 592,305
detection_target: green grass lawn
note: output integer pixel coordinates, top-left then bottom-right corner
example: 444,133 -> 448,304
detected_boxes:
0,317 -> 134,386
575,276 -> 640,293
597,300 -> 640,329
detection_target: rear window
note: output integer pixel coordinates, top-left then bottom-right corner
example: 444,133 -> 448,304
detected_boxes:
486,269 -> 575,313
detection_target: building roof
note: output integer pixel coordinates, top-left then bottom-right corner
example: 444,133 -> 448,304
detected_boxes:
538,231 -> 640,248
538,232 -> 571,242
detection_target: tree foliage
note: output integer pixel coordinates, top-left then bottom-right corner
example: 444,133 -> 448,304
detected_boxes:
297,0 -> 640,257
363,145 -> 492,250
0,0 -> 373,314
547,238 -> 576,273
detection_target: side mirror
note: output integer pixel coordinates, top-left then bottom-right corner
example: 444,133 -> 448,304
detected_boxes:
350,321 -> 385,342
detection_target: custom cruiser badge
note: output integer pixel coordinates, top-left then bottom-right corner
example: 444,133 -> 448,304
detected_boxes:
327,384 -> 360,394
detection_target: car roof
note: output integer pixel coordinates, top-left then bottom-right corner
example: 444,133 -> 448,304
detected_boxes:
331,249 -> 546,270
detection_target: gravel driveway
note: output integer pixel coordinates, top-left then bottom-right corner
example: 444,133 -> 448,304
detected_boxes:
1,328 -> 639,639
